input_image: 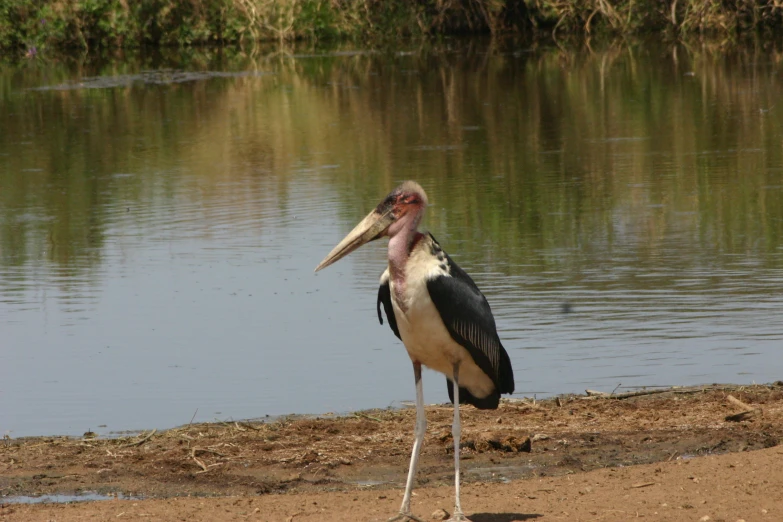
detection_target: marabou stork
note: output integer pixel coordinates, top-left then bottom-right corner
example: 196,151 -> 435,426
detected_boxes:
315,181 -> 514,522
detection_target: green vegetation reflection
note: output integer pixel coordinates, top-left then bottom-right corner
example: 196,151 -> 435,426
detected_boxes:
1,42 -> 782,295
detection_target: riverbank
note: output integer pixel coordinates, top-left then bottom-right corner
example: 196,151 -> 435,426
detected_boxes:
2,0 -> 782,53
2,384 -> 781,520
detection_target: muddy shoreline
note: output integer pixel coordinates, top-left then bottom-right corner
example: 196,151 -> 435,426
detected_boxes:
2,384 -> 782,521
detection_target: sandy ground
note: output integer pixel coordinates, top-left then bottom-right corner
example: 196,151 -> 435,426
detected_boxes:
2,384 -> 782,521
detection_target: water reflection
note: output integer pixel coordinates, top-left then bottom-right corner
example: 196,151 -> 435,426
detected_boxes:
2,492 -> 135,504
1,41 -> 782,437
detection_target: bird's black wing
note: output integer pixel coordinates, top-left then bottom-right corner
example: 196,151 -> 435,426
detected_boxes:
425,237 -> 514,409
377,270 -> 401,340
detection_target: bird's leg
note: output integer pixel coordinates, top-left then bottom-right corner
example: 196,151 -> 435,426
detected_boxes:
388,362 -> 427,522
446,363 -> 472,522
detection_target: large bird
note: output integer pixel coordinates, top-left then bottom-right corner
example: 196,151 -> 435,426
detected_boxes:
315,181 -> 514,522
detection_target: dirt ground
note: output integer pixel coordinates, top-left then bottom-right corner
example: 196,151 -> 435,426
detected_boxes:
2,384 -> 782,522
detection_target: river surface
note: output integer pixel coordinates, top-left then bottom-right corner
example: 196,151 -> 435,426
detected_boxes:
2,41 -> 782,437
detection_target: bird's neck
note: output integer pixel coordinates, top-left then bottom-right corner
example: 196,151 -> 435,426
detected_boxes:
387,207 -> 426,309
388,227 -> 424,310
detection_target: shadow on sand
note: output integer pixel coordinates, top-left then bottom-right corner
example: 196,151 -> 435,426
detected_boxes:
470,514 -> 542,522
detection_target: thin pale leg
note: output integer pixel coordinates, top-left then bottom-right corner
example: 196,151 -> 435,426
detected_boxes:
446,363 -> 472,522
388,362 -> 427,522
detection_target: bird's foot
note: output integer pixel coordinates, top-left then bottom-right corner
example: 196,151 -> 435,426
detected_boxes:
445,511 -> 472,522
387,511 -> 426,522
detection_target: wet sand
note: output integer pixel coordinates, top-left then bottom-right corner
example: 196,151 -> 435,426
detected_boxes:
2,384 -> 782,521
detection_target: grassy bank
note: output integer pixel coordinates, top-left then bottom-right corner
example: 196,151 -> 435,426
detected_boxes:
1,0 -> 782,52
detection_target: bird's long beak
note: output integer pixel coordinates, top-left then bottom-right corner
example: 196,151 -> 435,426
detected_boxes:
315,208 -> 394,272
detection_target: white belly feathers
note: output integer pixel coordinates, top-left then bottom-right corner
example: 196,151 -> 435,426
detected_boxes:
381,238 -> 495,399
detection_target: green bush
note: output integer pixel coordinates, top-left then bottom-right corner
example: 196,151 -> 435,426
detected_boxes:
1,0 -> 783,52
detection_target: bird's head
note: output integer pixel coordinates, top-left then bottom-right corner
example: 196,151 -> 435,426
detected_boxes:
315,181 -> 428,272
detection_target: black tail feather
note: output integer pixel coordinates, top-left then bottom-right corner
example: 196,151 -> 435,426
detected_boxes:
446,379 -> 500,410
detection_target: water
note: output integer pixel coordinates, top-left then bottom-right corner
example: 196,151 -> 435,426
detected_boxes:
2,42 -> 782,438
1,492 -> 134,504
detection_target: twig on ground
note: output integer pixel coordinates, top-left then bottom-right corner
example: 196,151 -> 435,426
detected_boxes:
191,448 -> 208,472
725,394 -> 761,422
610,389 -> 672,399
586,386 -> 706,400
119,429 -> 157,448
727,395 -> 755,411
